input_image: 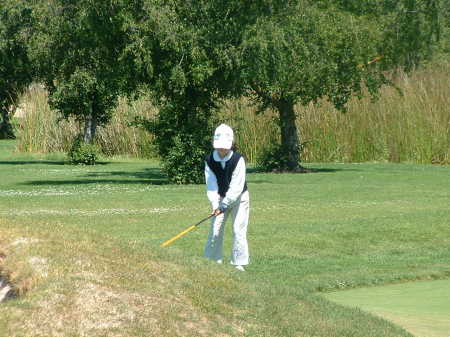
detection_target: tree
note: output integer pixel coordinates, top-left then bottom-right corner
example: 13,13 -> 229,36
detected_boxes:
30,0 -> 135,148
128,0 -> 268,183
438,0 -> 450,53
0,0 -> 33,139
241,0 -> 440,171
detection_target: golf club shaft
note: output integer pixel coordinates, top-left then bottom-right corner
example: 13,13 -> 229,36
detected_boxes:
160,225 -> 197,247
358,56 -> 383,68
160,214 -> 214,247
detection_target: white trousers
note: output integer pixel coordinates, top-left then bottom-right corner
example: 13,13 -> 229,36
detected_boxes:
204,191 -> 250,266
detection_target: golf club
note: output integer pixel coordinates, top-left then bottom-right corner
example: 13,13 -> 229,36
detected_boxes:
160,214 -> 214,247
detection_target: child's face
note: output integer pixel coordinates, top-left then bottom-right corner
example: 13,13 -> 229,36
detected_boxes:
217,148 -> 231,158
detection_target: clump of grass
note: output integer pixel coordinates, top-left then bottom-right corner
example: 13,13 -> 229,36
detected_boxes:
0,219 -> 416,337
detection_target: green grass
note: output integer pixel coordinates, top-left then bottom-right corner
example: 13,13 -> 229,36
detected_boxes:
1,139 -> 449,337
325,280 -> 450,337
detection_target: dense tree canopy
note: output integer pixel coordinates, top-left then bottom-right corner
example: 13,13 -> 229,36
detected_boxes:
30,0 -> 135,146
0,0 -> 33,139
1,0 -> 442,175
131,0 -> 441,175
240,0 -> 441,171
128,0 -> 275,182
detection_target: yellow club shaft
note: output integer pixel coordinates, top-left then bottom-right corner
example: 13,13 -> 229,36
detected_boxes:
160,214 -> 214,247
161,225 -> 197,247
160,225 -> 198,247
358,56 -> 383,68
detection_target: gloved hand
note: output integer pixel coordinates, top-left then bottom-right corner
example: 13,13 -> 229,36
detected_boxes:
211,208 -> 224,216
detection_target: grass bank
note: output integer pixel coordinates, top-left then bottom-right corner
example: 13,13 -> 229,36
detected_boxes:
0,140 -> 449,336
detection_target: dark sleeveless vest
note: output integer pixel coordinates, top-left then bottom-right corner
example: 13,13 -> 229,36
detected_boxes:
206,151 -> 248,198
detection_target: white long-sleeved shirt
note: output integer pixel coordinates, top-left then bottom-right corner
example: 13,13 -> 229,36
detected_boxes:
205,150 -> 247,211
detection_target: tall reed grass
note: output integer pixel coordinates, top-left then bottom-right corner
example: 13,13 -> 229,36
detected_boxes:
217,98 -> 279,163
16,86 -> 157,158
16,85 -> 78,153
16,61 -> 449,164
221,61 -> 449,164
297,62 -> 449,164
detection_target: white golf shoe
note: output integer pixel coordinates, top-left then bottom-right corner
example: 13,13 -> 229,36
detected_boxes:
235,265 -> 245,271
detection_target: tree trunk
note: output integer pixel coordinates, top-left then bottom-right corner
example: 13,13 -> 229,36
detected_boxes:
276,98 -> 303,172
83,113 -> 97,144
0,108 -> 16,139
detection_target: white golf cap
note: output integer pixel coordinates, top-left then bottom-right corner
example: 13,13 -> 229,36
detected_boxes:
213,124 -> 234,149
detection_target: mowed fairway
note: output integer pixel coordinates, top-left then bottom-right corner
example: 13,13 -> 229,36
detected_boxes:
1,139 -> 449,337
325,279 -> 450,337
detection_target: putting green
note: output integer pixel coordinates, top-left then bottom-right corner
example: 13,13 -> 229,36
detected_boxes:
324,279 -> 450,337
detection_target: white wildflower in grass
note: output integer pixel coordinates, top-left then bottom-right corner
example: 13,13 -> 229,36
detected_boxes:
10,237 -> 40,247
0,184 -> 198,198
0,189 -> 76,197
0,207 -> 185,217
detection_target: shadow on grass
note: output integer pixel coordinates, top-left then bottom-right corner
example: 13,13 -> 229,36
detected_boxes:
248,166 -> 359,174
0,160 -> 112,166
245,166 -> 360,184
307,167 -> 353,173
0,160 -> 66,166
22,168 -> 169,186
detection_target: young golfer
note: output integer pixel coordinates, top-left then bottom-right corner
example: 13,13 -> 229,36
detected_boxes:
204,124 -> 250,271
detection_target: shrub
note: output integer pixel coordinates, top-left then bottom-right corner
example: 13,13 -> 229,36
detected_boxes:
257,141 -> 311,173
257,143 -> 292,173
68,136 -> 99,165
161,133 -> 209,184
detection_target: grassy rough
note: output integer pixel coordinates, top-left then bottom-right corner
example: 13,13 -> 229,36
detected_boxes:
0,140 -> 449,337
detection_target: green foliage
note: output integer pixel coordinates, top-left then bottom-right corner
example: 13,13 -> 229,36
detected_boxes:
30,0 -> 134,144
162,133 -> 209,184
240,0 -> 441,171
68,136 -> 99,165
9,0 -> 444,178
0,0 -> 34,139
242,4 -> 388,111
126,0 -> 260,183
438,0 -> 450,53
154,103 -> 215,184
257,143 -> 292,173
49,69 -> 115,126
256,140 -> 310,172
313,0 -> 441,69
135,100 -> 214,184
